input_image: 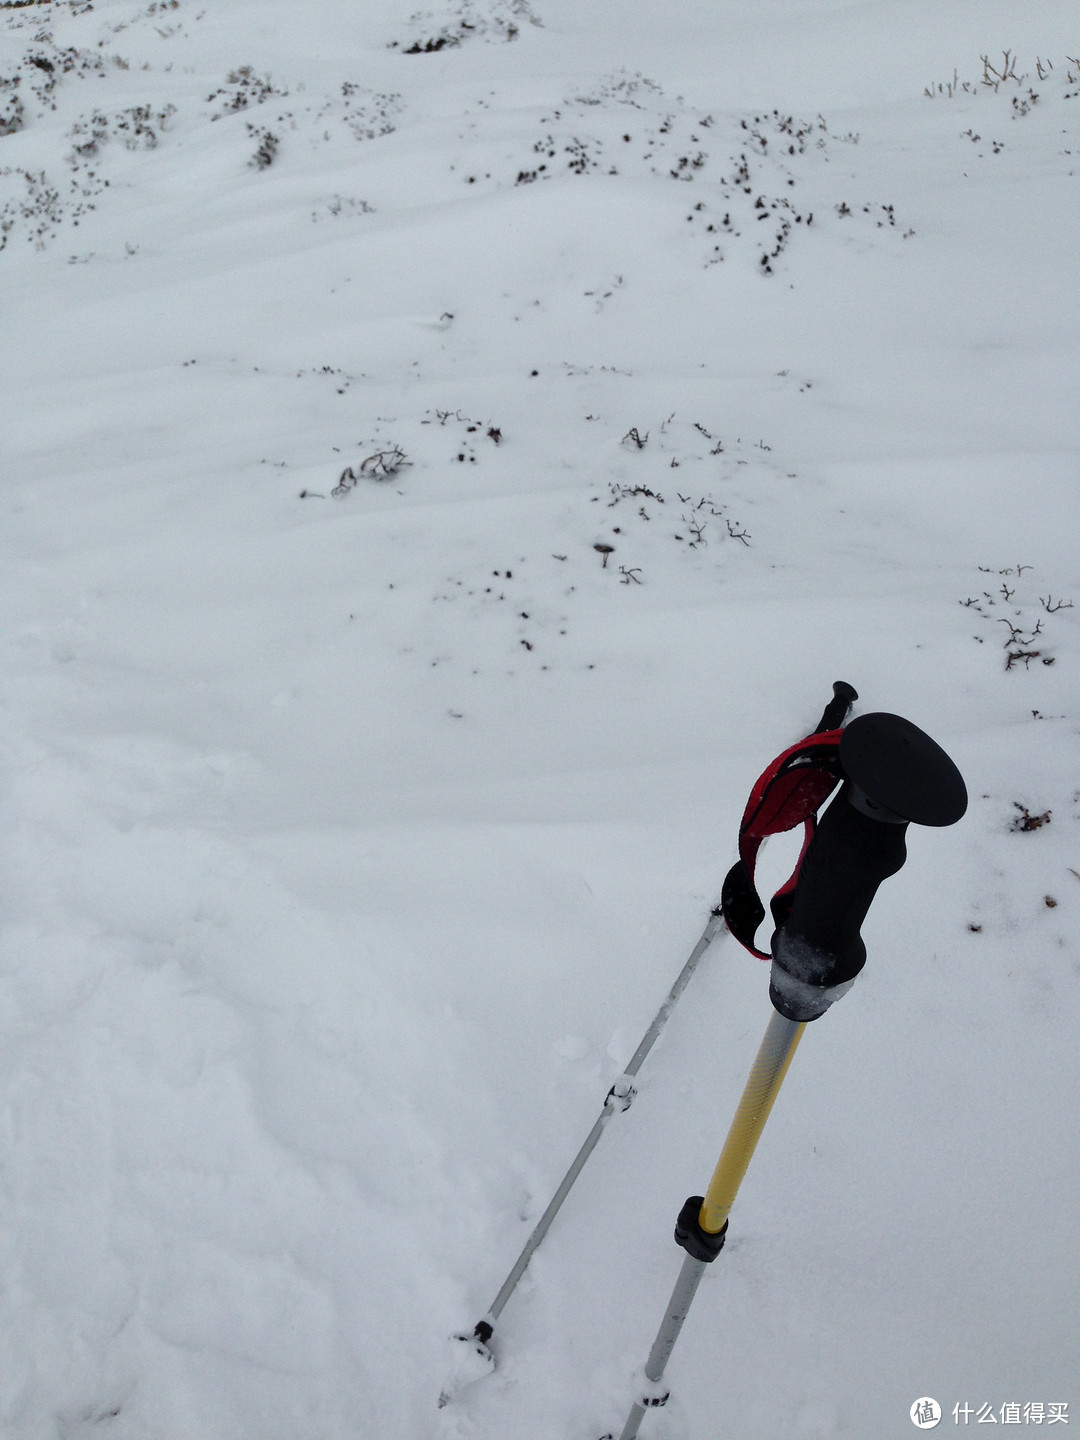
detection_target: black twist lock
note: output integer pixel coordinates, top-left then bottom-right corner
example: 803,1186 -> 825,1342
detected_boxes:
674,1195 -> 728,1263
769,712 -> 967,1022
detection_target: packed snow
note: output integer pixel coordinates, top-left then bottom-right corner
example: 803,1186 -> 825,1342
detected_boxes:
2,1 -> 1079,1436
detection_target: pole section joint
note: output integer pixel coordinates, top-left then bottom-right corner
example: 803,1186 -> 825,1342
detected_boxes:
606,1075 -> 636,1113
674,1195 -> 728,1263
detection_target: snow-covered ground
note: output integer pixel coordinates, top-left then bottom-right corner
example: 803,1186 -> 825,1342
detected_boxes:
2,2 -> 1079,1436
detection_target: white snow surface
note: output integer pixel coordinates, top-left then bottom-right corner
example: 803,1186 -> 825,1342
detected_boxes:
2,2 -> 1079,1436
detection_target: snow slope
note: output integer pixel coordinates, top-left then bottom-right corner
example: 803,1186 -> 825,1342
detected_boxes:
2,2 -> 1079,1436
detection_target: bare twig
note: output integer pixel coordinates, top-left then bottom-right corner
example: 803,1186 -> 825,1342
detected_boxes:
332,446 -> 409,494
1012,803 -> 1051,832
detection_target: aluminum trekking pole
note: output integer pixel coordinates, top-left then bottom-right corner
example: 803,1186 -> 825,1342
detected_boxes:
438,909 -> 726,1406
609,708 -> 967,1440
440,682 -> 859,1407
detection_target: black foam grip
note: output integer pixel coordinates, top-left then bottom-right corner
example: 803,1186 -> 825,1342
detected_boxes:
774,787 -> 908,992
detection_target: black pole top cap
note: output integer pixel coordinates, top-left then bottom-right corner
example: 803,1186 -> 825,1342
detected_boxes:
839,713 -> 968,827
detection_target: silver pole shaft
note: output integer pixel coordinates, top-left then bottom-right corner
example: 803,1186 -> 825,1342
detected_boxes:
644,1252 -> 709,1383
621,915 -> 723,1080
488,1106 -> 612,1322
618,1254 -> 709,1440
482,914 -> 724,1328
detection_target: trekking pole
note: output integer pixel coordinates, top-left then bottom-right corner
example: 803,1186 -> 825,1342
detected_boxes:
439,682 -> 858,1408
609,709 -> 967,1440
437,911 -> 725,1401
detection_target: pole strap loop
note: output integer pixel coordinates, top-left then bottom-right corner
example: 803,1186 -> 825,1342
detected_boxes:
720,730 -> 846,959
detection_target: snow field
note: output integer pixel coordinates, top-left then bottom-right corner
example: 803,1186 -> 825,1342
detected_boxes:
3,1 -> 1079,1436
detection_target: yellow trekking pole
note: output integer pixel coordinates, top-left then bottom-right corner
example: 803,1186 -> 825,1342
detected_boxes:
441,682 -> 859,1410
609,705 -> 968,1440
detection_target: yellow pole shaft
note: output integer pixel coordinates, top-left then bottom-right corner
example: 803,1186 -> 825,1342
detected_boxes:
699,1012 -> 806,1234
